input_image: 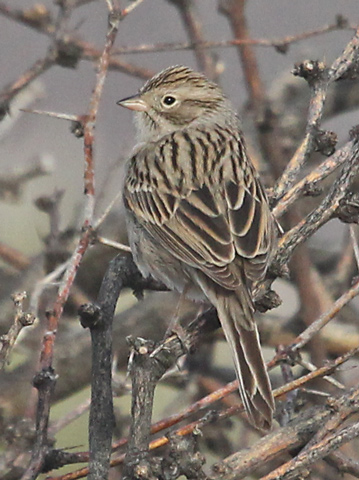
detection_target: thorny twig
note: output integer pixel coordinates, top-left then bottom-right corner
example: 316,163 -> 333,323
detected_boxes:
0,292 -> 36,369
273,26 -> 359,200
111,17 -> 354,55
0,2 -> 153,116
19,3 -> 123,480
2,3 -> 359,480
211,386 -> 359,480
274,132 -> 359,269
260,422 -> 359,480
38,250 -> 359,477
272,138 -> 357,218
45,348 -> 359,480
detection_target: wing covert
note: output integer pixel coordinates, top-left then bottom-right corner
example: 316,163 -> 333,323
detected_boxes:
124,128 -> 275,289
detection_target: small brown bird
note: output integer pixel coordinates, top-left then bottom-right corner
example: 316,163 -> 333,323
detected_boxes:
118,66 -> 277,429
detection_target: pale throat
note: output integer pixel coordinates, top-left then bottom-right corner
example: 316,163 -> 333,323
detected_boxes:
133,111 -> 177,143
134,105 -> 232,144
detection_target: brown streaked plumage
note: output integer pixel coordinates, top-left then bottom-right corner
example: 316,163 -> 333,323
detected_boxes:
118,65 -> 277,430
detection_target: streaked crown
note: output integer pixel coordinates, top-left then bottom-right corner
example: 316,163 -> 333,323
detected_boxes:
140,65 -> 218,94
118,65 -> 233,141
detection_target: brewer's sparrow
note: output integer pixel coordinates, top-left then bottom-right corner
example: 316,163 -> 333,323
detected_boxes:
118,66 -> 277,429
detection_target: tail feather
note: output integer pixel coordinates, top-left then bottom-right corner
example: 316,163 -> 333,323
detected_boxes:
231,322 -> 274,429
193,273 -> 274,430
218,297 -> 273,430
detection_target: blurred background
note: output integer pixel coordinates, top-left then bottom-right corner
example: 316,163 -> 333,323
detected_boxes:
1,0 -> 359,254
1,1 -> 359,479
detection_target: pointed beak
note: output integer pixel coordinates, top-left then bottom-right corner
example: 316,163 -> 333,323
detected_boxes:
116,94 -> 148,112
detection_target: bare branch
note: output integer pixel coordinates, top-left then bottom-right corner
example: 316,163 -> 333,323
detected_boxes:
0,292 -> 36,368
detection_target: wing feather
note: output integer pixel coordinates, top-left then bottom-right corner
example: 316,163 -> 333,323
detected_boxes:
124,128 -> 275,290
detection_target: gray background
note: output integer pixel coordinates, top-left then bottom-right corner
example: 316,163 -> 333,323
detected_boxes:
1,0 -> 358,255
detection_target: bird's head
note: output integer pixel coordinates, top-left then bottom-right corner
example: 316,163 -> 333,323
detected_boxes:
117,65 -> 230,141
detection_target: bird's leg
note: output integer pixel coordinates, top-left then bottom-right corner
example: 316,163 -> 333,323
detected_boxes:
164,287 -> 189,340
165,287 -> 207,350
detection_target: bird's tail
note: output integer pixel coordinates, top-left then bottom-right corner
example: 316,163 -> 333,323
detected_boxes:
210,287 -> 274,430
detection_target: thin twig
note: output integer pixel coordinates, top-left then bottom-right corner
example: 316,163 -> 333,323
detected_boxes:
0,241 -> 31,270
0,53 -> 55,113
0,292 -> 36,369
273,26 -> 359,200
48,398 -> 91,437
120,0 -> 146,17
20,5 -> 121,480
296,357 -> 345,390
97,236 -> 132,252
29,261 -> 69,313
211,386 -> 359,480
325,451 -> 359,478
350,224 -> 359,270
275,136 -> 359,269
260,422 -> 359,480
219,0 -> 265,108
272,139 -> 356,219
110,20 -> 355,55
291,278 -> 359,352
46,348 -> 359,480
169,0 -> 217,79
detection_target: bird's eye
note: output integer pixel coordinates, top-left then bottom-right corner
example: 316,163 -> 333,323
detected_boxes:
162,95 -> 177,106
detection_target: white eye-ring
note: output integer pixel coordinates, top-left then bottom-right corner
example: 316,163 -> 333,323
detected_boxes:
161,95 -> 177,107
